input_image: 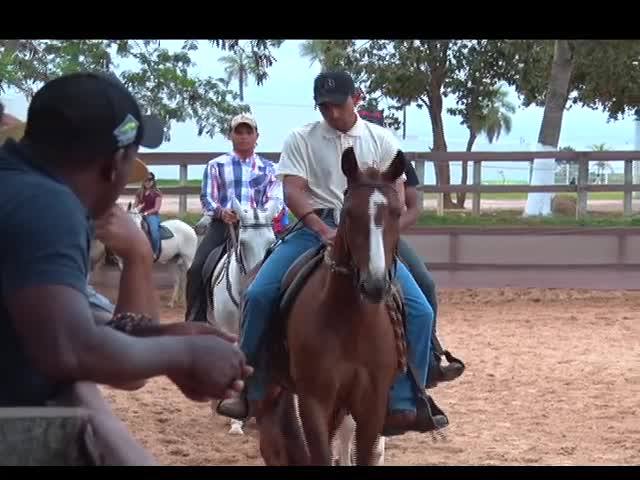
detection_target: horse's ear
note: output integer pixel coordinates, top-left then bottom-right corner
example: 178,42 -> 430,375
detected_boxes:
127,202 -> 132,212
231,197 -> 243,216
382,150 -> 407,183
341,147 -> 360,184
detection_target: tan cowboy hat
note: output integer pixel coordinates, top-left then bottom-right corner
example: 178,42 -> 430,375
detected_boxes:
128,157 -> 150,183
1,112 -> 149,183
0,113 -> 26,143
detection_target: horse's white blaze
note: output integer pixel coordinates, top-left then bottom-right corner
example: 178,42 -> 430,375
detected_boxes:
368,189 -> 388,278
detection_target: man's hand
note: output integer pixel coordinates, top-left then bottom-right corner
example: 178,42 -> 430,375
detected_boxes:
220,208 -> 239,225
318,225 -> 337,246
95,205 -> 150,261
169,336 -> 253,402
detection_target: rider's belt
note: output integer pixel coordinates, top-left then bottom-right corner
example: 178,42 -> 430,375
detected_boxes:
313,208 -> 336,222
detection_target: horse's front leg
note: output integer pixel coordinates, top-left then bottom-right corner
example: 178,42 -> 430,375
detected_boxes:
351,389 -> 388,466
297,392 -> 334,465
332,414 -> 356,465
169,265 -> 180,308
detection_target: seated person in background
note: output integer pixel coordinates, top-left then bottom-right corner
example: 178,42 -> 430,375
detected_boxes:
133,171 -> 163,260
0,72 -> 251,407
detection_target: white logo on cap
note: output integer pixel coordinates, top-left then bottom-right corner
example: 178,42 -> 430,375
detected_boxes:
114,114 -> 139,148
324,78 -> 336,89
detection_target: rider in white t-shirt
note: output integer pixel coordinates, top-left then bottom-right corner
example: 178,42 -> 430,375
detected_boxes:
218,71 -> 448,437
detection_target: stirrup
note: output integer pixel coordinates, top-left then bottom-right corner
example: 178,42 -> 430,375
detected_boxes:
382,395 -> 449,438
216,394 -> 249,421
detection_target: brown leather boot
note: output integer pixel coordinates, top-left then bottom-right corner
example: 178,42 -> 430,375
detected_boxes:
216,392 -> 250,420
382,395 -> 448,437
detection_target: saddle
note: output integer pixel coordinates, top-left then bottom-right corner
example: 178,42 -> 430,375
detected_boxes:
263,244 -> 327,386
140,217 -> 174,261
201,224 -> 243,311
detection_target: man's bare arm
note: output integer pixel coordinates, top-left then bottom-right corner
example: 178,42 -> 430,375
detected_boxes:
8,285 -> 184,385
95,205 -> 159,321
400,186 -> 420,233
283,175 -> 332,237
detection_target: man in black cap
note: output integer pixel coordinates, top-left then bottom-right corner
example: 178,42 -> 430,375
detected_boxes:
218,70 -> 448,439
0,72 -> 251,407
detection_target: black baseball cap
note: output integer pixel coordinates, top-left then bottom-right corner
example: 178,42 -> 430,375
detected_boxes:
313,71 -> 356,105
24,72 -> 165,154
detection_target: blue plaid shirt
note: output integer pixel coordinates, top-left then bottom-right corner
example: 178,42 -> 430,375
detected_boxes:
200,152 -> 288,228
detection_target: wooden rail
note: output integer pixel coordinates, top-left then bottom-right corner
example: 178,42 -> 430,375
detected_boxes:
0,382 -> 156,465
136,151 -> 640,218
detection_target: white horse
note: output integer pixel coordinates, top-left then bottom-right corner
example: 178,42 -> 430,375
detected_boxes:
209,198 -> 280,333
125,204 -> 198,308
204,198 -> 280,435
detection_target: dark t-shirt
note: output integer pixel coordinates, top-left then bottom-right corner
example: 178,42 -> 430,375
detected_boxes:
405,161 -> 419,188
0,140 -> 91,406
139,189 -> 161,214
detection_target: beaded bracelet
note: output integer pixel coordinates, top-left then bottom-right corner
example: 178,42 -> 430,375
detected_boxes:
105,312 -> 155,335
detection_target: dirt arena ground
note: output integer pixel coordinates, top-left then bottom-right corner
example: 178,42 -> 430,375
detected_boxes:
97,287 -> 640,466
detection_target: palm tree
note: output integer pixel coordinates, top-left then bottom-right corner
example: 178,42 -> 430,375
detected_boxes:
218,49 -> 258,102
299,40 -> 328,71
299,40 -> 350,72
558,146 -> 576,184
458,86 -> 516,207
591,143 -> 613,184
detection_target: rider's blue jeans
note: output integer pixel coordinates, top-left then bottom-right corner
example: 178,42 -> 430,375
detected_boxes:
240,217 -> 434,414
145,214 -> 161,257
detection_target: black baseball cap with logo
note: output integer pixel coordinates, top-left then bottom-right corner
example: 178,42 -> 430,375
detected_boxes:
24,72 -> 165,155
313,71 -> 356,105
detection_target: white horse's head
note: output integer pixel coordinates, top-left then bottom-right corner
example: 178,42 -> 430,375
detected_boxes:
230,197 -> 280,272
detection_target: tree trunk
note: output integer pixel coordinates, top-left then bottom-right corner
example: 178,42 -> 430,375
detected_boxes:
238,68 -> 244,102
455,131 -> 477,208
238,51 -> 245,102
525,40 -> 574,216
402,106 -> 407,140
427,87 -> 454,208
537,40 -> 574,147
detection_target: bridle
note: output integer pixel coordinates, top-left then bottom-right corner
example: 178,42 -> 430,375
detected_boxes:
221,217 -> 275,308
324,182 -> 400,289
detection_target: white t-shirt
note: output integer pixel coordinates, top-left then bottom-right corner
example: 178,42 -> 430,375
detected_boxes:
276,116 -> 401,211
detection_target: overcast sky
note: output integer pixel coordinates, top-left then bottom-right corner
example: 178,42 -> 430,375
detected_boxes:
3,40 -> 637,182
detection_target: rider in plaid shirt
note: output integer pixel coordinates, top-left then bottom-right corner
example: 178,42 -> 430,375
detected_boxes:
186,114 -> 286,323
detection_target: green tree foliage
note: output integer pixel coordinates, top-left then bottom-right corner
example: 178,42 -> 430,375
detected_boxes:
341,40 -> 515,208
0,40 -> 284,140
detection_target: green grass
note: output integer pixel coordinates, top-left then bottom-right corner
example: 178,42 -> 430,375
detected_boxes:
156,179 -> 202,188
152,178 -> 625,201
154,178 -> 635,229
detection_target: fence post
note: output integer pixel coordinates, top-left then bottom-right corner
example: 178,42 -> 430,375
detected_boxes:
624,159 -> 633,217
576,154 -> 588,219
178,163 -> 188,216
472,160 -> 482,216
413,158 -> 425,211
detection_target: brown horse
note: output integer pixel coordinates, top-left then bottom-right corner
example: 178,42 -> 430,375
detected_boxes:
256,147 -> 407,465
